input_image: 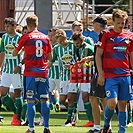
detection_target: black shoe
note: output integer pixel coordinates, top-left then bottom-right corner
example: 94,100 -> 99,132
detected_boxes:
43,128 -> 52,133
101,127 -> 111,133
87,129 -> 101,133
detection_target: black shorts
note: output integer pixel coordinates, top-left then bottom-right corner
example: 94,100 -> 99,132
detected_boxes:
90,73 -> 106,99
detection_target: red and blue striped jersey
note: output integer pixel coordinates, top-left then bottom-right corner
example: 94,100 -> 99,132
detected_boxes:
98,29 -> 133,78
16,30 -> 52,78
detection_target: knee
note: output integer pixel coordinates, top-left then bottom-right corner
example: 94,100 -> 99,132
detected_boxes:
107,102 -> 116,110
82,92 -> 89,102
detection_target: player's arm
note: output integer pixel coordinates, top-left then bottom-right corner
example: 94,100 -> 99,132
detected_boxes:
95,47 -> 104,86
129,52 -> 133,69
12,36 -> 25,56
46,52 -> 53,60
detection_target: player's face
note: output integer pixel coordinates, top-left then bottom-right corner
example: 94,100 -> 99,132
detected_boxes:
56,36 -> 66,46
5,23 -> 15,35
48,32 -> 56,44
72,26 -> 83,34
73,39 -> 82,48
113,18 -> 126,33
22,29 -> 28,35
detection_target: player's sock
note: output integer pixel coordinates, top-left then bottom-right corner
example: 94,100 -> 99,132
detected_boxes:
84,102 -> 94,122
118,111 -> 127,133
2,94 -> 16,113
27,102 -> 36,128
55,97 -> 60,104
15,97 -> 23,120
21,101 -> 27,121
49,102 -> 54,110
41,101 -> 50,128
74,100 -> 78,113
67,106 -> 74,121
104,106 -> 114,127
0,97 -> 1,110
35,100 -> 42,115
128,109 -> 132,123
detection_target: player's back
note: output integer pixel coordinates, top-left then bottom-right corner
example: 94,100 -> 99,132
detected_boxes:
22,30 -> 52,78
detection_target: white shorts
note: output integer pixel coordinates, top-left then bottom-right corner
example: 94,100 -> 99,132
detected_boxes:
49,78 -> 60,93
60,81 -> 77,95
1,72 -> 22,91
78,83 -> 90,93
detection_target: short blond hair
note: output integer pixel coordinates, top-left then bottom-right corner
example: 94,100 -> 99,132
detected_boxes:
72,21 -> 83,30
26,14 -> 38,27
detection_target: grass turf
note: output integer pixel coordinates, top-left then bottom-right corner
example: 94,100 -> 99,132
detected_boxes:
0,111 -> 133,133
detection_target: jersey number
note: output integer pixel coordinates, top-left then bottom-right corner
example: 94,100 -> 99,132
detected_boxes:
35,40 -> 43,57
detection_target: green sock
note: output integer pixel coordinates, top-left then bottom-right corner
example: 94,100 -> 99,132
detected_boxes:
2,94 -> 16,113
49,102 -> 54,110
35,100 -> 42,115
15,97 -> 23,120
84,102 -> 94,122
67,106 -> 74,121
74,100 -> 78,113
128,109 -> 132,123
21,101 -> 27,121
55,98 -> 60,104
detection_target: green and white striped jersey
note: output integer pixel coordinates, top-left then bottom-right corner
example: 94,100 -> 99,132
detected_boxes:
68,35 -> 94,46
77,42 -> 94,59
49,43 -> 60,79
50,41 -> 76,81
1,32 -> 22,74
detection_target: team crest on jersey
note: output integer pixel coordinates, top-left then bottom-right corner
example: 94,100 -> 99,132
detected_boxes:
106,90 -> 111,97
5,44 -> 14,53
61,54 -> 73,63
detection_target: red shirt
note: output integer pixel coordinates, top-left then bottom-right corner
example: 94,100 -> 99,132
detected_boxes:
98,29 -> 133,78
16,30 -> 52,78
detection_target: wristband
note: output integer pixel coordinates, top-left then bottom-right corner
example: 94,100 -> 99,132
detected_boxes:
18,63 -> 22,67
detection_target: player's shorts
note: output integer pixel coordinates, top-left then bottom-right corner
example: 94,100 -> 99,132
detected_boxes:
60,81 -> 77,95
1,72 -> 22,91
49,78 -> 60,93
105,76 -> 133,100
78,83 -> 90,93
25,76 -> 50,100
90,73 -> 106,99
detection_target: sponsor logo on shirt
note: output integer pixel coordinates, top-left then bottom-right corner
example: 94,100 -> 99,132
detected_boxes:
61,54 -> 73,63
5,44 -> 14,53
113,46 -> 127,52
110,38 -> 115,42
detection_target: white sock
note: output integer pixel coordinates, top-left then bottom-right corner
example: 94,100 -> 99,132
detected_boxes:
94,125 -> 101,130
29,128 -> 34,131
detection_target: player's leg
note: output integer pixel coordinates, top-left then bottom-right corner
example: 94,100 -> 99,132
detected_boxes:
101,78 -> 118,133
1,72 -> 17,125
118,76 -> 133,133
25,76 -> 36,133
54,79 -> 60,112
81,83 -> 94,127
39,77 -> 52,133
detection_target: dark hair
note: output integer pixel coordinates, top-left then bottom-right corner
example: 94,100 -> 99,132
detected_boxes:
49,27 -> 59,33
4,17 -> 17,26
23,25 -> 28,31
72,31 -> 83,42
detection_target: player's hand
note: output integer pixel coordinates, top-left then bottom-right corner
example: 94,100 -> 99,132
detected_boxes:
64,64 -> 71,70
80,57 -> 89,62
97,73 -> 105,86
14,66 -> 21,74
